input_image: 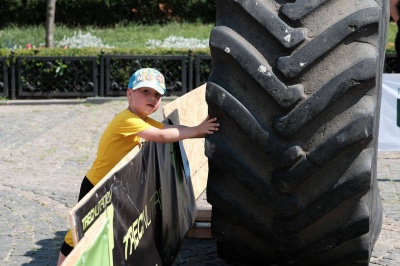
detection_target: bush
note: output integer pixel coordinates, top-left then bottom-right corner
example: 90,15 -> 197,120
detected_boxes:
56,31 -> 114,49
146,36 -> 209,49
0,47 -> 210,58
0,0 -> 46,27
0,0 -> 216,27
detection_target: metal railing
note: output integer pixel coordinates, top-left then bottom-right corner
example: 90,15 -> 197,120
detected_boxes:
0,53 -> 398,99
0,57 -> 8,98
17,56 -> 99,98
104,54 -> 188,97
1,51 -> 212,99
384,54 -> 397,73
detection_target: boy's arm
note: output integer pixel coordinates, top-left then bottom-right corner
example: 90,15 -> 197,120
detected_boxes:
137,116 -> 219,143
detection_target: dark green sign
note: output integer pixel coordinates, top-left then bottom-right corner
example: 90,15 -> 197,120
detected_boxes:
72,138 -> 196,266
397,99 -> 400,127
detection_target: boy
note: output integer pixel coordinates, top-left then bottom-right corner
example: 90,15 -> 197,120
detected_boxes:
57,68 -> 219,265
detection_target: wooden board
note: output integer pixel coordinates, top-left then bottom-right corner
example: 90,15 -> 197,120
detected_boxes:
62,215 -> 109,265
187,190 -> 212,239
163,84 -> 209,199
65,85 -> 211,261
68,145 -> 140,246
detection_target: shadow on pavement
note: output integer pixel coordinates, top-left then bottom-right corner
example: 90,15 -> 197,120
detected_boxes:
22,231 -> 66,266
173,238 -> 230,266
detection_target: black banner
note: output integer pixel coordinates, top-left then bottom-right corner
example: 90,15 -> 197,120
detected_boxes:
72,132 -> 196,265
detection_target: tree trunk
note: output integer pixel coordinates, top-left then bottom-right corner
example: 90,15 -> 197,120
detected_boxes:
45,0 -> 56,48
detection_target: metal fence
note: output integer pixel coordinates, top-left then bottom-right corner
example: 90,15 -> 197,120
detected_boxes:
1,51 -> 212,99
0,53 -> 398,99
384,54 -> 397,73
17,56 -> 99,98
104,54 -> 188,97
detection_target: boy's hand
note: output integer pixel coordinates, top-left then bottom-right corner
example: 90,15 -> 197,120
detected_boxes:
138,116 -> 219,143
196,116 -> 219,137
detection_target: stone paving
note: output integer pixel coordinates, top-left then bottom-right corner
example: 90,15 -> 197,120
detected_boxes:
0,99 -> 399,265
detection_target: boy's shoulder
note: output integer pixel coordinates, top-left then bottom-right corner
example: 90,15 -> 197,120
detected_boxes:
113,109 -> 143,122
112,110 -> 161,128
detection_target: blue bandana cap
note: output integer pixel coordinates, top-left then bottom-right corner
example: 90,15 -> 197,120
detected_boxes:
127,68 -> 166,95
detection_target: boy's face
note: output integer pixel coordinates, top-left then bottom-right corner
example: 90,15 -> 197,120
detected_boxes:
127,87 -> 162,119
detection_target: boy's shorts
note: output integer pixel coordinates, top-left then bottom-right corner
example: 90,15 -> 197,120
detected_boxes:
60,176 -> 94,256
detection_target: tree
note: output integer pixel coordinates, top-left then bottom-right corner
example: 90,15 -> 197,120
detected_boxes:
45,0 -> 56,48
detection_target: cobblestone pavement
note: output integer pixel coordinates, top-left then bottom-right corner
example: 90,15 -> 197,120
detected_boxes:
0,100 -> 399,265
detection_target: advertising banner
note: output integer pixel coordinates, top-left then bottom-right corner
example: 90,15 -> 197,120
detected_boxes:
379,74 -> 400,151
69,133 -> 196,266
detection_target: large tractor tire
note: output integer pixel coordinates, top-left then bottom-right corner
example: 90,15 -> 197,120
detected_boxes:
205,0 -> 388,265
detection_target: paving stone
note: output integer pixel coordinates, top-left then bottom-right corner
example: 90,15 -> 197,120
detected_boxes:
0,99 -> 399,265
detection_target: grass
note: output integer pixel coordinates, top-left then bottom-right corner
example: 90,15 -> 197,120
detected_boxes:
386,22 -> 397,53
0,22 -> 214,49
0,21 -> 397,52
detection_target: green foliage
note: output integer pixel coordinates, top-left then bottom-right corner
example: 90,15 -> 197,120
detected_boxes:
56,31 -> 114,49
0,0 -> 216,27
0,47 -> 210,60
387,22 -> 397,54
0,22 -> 213,50
146,36 -> 208,49
20,59 -> 67,92
0,0 -> 46,27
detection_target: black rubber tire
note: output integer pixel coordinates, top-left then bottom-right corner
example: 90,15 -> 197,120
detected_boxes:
205,0 -> 388,265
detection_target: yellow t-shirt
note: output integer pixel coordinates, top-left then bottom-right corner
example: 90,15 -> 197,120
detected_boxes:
86,109 -> 164,185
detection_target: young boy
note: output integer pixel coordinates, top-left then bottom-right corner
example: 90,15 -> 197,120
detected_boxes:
57,68 -> 219,265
